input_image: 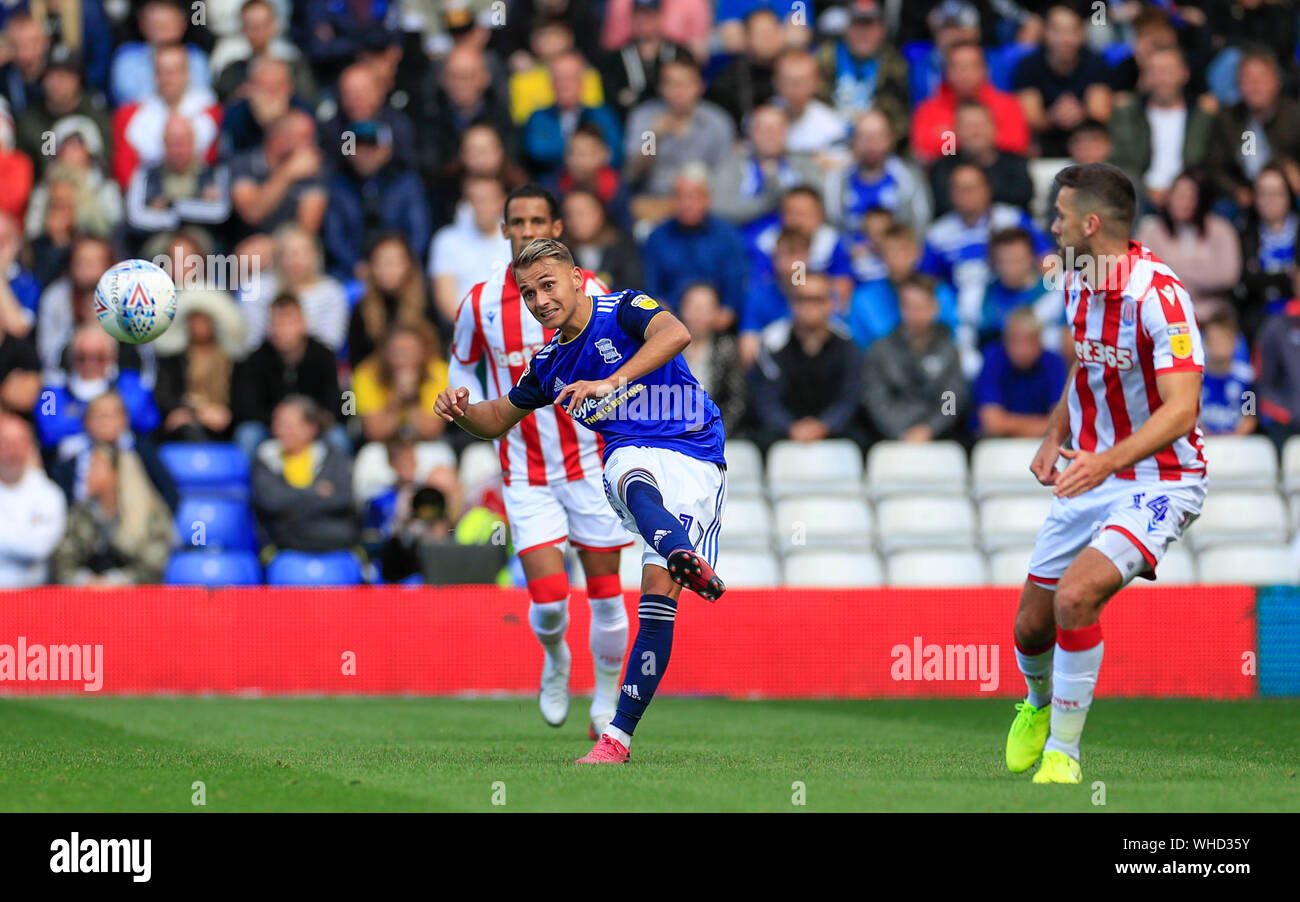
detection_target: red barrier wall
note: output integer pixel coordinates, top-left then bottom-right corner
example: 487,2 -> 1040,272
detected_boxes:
0,586 -> 1256,698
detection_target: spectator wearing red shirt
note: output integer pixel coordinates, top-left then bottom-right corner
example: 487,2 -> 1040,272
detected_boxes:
911,40 -> 1029,165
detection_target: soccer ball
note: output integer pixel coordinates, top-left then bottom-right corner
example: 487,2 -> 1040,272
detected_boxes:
94,259 -> 177,344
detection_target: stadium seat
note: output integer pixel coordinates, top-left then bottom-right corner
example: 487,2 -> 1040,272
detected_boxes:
979,495 -> 1052,551
713,549 -> 781,587
724,440 -> 764,498
887,550 -> 988,586
159,442 -> 250,498
865,441 -> 967,500
458,441 -> 501,494
773,497 -> 872,550
971,438 -> 1045,498
265,550 -> 364,586
1027,158 -> 1070,223
353,440 -> 457,508
1127,545 -> 1198,587
1197,544 -> 1297,585
766,439 -> 863,499
987,547 -> 1034,586
783,550 -> 884,587
1201,435 -> 1277,490
1281,436 -> 1300,495
875,496 -> 977,553
721,496 -> 774,550
163,550 -> 261,586
1185,491 -> 1289,550
174,496 -> 257,552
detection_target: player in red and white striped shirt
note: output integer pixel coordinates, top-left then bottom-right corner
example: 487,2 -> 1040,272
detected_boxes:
1007,164 -> 1208,785
450,185 -> 633,737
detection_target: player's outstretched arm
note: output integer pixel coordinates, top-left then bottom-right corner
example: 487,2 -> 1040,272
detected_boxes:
434,387 -> 528,440
555,309 -> 691,413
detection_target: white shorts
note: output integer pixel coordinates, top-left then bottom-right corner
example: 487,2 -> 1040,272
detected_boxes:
1026,478 -> 1206,589
504,473 -> 634,556
602,445 -> 727,570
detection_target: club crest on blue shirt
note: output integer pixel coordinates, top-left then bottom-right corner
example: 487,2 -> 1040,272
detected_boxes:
594,338 -> 623,364
1121,299 -> 1136,326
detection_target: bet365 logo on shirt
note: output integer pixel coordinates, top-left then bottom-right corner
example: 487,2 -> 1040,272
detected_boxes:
1074,339 -> 1134,370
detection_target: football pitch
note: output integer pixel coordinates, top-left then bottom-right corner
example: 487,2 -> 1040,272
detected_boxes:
1,697 -> 1296,813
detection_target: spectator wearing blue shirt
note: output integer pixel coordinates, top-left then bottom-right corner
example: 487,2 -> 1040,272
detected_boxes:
847,222 -> 959,350
749,185 -> 854,318
974,307 -> 1067,438
522,51 -> 622,178
715,0 -> 809,55
740,226 -> 805,368
108,0 -> 210,106
641,164 -> 747,324
825,109 -> 931,233
979,227 -> 1064,349
1199,313 -> 1257,436
0,213 -> 39,330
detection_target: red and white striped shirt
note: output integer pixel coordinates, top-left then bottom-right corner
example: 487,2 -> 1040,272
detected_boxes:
452,264 -> 609,486
1065,242 -> 1207,484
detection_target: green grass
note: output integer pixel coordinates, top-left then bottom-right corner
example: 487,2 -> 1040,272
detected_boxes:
0,697 -> 1296,812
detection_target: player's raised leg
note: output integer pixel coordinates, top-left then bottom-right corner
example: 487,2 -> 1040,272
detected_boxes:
575,548 -> 627,737
1007,578 -> 1056,773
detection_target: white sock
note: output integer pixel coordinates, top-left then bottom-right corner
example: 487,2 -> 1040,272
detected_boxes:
528,600 -> 569,666
1015,643 -> 1054,709
587,594 -> 628,720
603,724 -> 632,748
1045,629 -> 1104,762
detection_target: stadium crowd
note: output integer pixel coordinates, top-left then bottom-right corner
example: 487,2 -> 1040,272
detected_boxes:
0,0 -> 1298,587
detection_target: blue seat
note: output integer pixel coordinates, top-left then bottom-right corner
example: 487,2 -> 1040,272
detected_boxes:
988,43 -> 1036,92
174,495 -> 258,552
1103,42 -> 1133,68
265,550 -> 364,586
160,443 -> 250,499
164,550 -> 262,586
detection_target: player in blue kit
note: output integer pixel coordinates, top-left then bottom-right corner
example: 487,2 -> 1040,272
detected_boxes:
434,237 -> 728,764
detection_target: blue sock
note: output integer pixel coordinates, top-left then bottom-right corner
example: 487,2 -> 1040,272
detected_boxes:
623,474 -> 692,559
610,594 -> 677,735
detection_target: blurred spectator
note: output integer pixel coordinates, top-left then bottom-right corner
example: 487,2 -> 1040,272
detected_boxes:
751,272 -> 862,450
1012,3 -> 1111,158
562,187 -> 643,291
902,0 -> 985,104
0,412 -> 66,587
25,118 -> 120,241
251,393 -> 358,553
1135,169 -> 1241,320
15,45 -> 112,179
540,122 -> 630,229
816,0 -> 909,143
862,274 -> 968,443
228,109 -> 326,250
35,324 -> 159,458
979,227 -> 1063,349
1199,312 -> 1256,436
912,40 -> 1030,164
1237,163 -> 1299,339
300,0 -> 400,84
364,445 -> 460,582
706,8 -> 782,130
751,185 -> 854,317
0,259 -> 39,415
600,0 -> 690,117
771,49 -> 847,157
323,117 -> 431,280
740,226 -> 806,365
1206,47 -> 1300,211
506,16 -> 605,126
429,121 -> 530,229
424,44 -> 517,183
1042,118 -> 1112,220
641,164 -> 746,318
29,0 -> 114,94
0,97 -> 32,221
712,104 -> 819,238
522,50 -> 622,177
826,108 -> 930,231
111,42 -> 221,190
1254,277 -> 1300,446
497,0 -> 603,75
109,0 -> 210,106
211,0 -> 316,104
219,55 -> 313,158
974,307 -> 1067,438
678,282 -> 746,433
352,322 -> 449,443
601,0 -> 712,65
714,0 -> 809,56
0,12 -> 51,115
322,62 -> 417,173
428,173 -> 511,322
125,114 -> 230,248
50,433 -> 173,585
929,102 -> 1031,218
1108,45 -> 1212,211
348,233 -> 436,370
624,56 -> 734,222
244,224 -> 348,354
154,297 -> 241,443
1109,5 -> 1207,102
0,211 -> 40,332
847,222 -> 960,350
231,293 -> 343,459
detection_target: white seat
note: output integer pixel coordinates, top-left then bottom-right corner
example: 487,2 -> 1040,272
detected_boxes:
783,550 -> 884,586
773,496 -> 872,550
1127,545 -> 1197,587
1185,491 -> 1289,550
458,441 -> 501,494
971,438 -> 1045,498
1283,436 -> 1300,494
1027,157 -> 1070,223
714,549 -> 781,587
887,550 -> 988,586
979,495 -> 1052,551
766,439 -> 863,499
724,440 -> 764,497
865,440 -> 967,499
987,546 -> 1034,586
875,496 -> 977,552
353,440 -> 457,508
1197,544 -> 1297,585
1202,435 -> 1277,490
721,496 -> 774,549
